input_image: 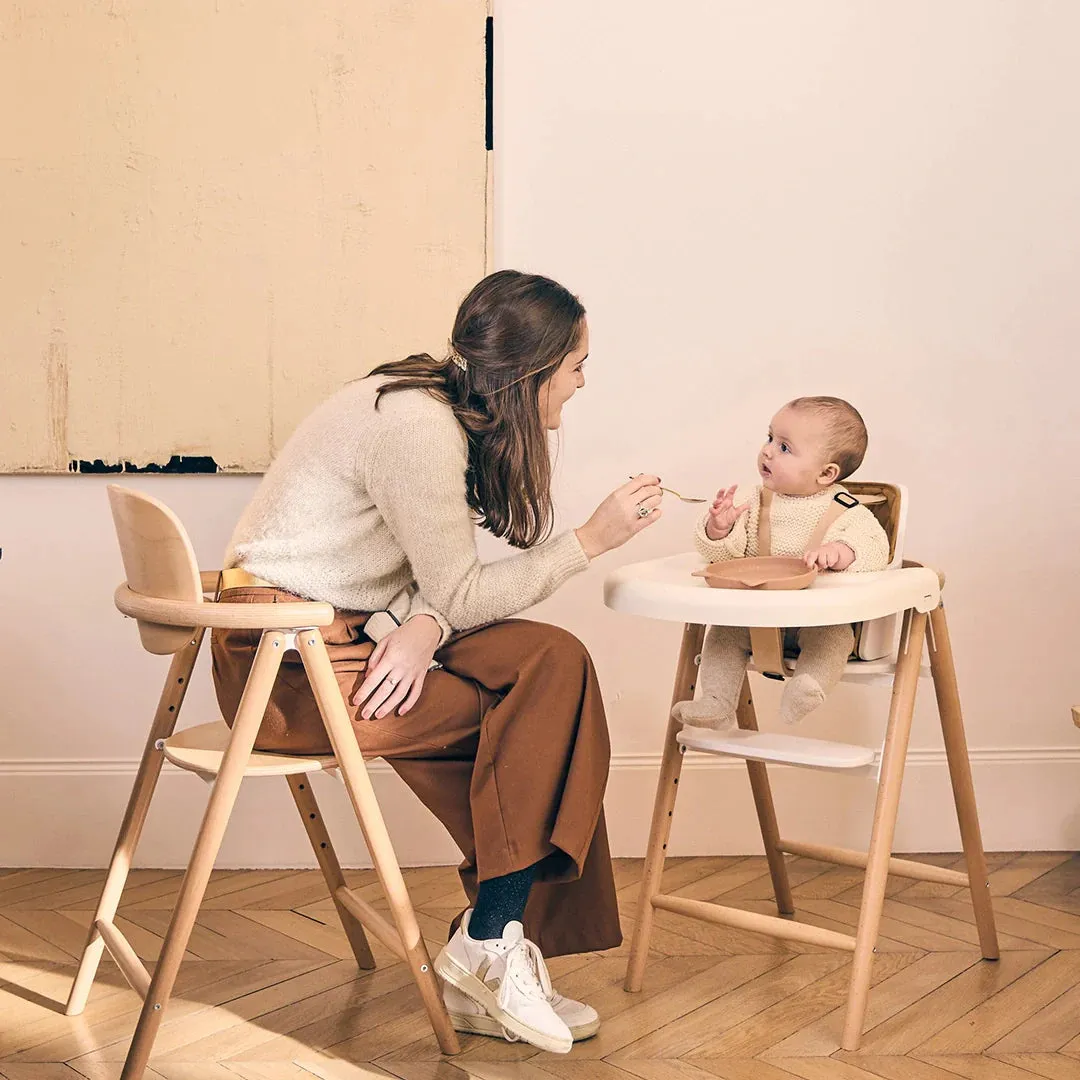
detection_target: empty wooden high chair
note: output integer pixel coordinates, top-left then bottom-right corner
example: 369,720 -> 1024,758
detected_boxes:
66,485 -> 460,1079
604,482 -> 999,1051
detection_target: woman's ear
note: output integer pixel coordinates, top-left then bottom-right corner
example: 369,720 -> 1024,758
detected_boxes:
817,462 -> 841,486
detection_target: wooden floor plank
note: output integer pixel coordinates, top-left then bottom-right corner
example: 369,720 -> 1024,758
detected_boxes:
0,1065 -> 89,1080
989,1054 -> 1080,1079
609,955 -> 851,1060
0,914 -> 75,964
0,872 -> 91,906
151,962 -> 415,1064
790,898 -> 978,953
908,897 -> 1080,951
569,956 -> 788,1061
851,951 -> 1052,1056
1,857 -> 1078,1078
683,1060 -> 825,1080
13,962 -> 323,1064
834,1055 -> 987,1079
915,951 -> 1080,1054
687,953 -> 920,1058
763,952 -> 978,1058
65,1054 -> 170,1080
990,855 -> 1076,897
749,1059 -> 896,1080
986,980 -> 1080,1055
914,1055 -> 1047,1079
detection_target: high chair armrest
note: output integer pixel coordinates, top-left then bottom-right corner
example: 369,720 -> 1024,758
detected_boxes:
902,558 -> 945,590
114,584 -> 336,629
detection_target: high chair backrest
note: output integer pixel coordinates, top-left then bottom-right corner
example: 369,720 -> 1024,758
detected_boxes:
844,482 -> 906,570
107,484 -> 203,655
844,482 -> 908,660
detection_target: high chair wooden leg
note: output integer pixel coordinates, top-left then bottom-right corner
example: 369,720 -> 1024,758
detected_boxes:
927,603 -> 999,960
287,773 -> 377,971
842,610 -> 927,1051
625,622 -> 706,993
736,676 -> 794,916
121,630 -> 286,1080
296,630 -> 461,1056
67,632 -> 204,1017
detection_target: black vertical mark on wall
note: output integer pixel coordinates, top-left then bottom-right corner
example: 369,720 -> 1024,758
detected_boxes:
68,456 -> 220,474
485,15 -> 494,151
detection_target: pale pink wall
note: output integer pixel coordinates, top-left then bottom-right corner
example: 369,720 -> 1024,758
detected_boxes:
1,2 -> 1077,865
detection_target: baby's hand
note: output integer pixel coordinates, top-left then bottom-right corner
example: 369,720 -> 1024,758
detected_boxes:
705,485 -> 751,541
804,542 -> 856,571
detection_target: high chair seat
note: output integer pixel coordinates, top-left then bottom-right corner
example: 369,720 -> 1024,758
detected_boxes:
163,721 -> 338,778
676,725 -> 876,770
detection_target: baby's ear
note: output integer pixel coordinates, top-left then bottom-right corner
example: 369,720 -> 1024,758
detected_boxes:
818,462 -> 841,486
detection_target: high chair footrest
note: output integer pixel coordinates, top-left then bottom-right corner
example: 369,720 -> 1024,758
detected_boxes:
676,726 -> 876,769
163,721 -> 338,777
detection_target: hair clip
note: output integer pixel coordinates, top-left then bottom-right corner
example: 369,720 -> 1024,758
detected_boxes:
448,343 -> 467,372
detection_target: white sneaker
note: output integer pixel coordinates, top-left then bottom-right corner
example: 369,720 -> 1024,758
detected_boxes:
434,911 -> 574,1054
444,981 -> 600,1041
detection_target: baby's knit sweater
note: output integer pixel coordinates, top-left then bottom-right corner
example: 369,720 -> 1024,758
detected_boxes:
694,484 -> 890,572
226,377 -> 589,644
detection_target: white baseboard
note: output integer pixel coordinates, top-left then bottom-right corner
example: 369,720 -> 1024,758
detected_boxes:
3,748 -> 1079,868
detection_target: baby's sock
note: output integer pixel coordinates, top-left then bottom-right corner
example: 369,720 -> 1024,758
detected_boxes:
671,624 -> 750,731
778,673 -> 826,725
672,696 -> 737,730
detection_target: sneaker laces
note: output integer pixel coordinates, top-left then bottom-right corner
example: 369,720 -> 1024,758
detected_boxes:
498,935 -> 554,1005
495,935 -> 555,1042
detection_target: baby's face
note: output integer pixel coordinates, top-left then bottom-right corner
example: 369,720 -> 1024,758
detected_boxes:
757,407 -> 836,496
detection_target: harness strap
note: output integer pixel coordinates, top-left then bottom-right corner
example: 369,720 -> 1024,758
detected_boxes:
750,488 -> 860,679
756,488 -> 859,556
805,491 -> 859,552
757,487 -> 774,556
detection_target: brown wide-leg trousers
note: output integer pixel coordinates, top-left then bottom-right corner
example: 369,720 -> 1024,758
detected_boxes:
211,587 -> 621,958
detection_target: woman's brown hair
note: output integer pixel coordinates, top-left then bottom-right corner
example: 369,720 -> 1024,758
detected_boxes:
367,270 -> 586,549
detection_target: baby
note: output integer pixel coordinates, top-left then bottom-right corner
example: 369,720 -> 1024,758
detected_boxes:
675,396 -> 890,730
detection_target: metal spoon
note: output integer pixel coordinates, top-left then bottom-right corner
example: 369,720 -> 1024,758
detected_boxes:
660,485 -> 708,504
629,477 -> 708,504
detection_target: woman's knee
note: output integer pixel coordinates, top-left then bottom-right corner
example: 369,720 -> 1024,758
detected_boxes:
516,621 -> 593,670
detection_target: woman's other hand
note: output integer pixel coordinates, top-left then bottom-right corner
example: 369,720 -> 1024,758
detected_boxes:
351,614 -> 442,719
576,474 -> 663,559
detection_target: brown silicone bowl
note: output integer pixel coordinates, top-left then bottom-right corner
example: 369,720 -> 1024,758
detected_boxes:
692,556 -> 818,591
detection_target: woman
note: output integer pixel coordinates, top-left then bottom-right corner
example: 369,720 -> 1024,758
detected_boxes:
211,270 -> 663,1054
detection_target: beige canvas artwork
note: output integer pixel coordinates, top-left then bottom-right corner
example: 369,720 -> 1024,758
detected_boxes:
0,0 -> 489,473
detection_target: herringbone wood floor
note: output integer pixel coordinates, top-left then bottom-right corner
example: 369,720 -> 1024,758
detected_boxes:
2,853 -> 1079,1080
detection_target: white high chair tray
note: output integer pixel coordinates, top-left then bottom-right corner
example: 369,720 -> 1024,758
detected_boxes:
604,553 -> 940,627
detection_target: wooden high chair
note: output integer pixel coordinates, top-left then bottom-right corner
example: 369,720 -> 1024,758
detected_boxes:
66,485 -> 460,1078
604,482 -> 999,1051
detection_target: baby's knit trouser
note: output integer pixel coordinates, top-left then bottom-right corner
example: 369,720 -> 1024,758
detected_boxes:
779,624 -> 854,725
671,623 -> 855,729
671,624 -> 751,729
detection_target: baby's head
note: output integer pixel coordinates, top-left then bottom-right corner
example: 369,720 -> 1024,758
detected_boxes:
758,396 -> 868,496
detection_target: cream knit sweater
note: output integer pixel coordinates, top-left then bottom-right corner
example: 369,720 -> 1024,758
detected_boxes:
694,484 -> 890,571
226,378 -> 590,644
